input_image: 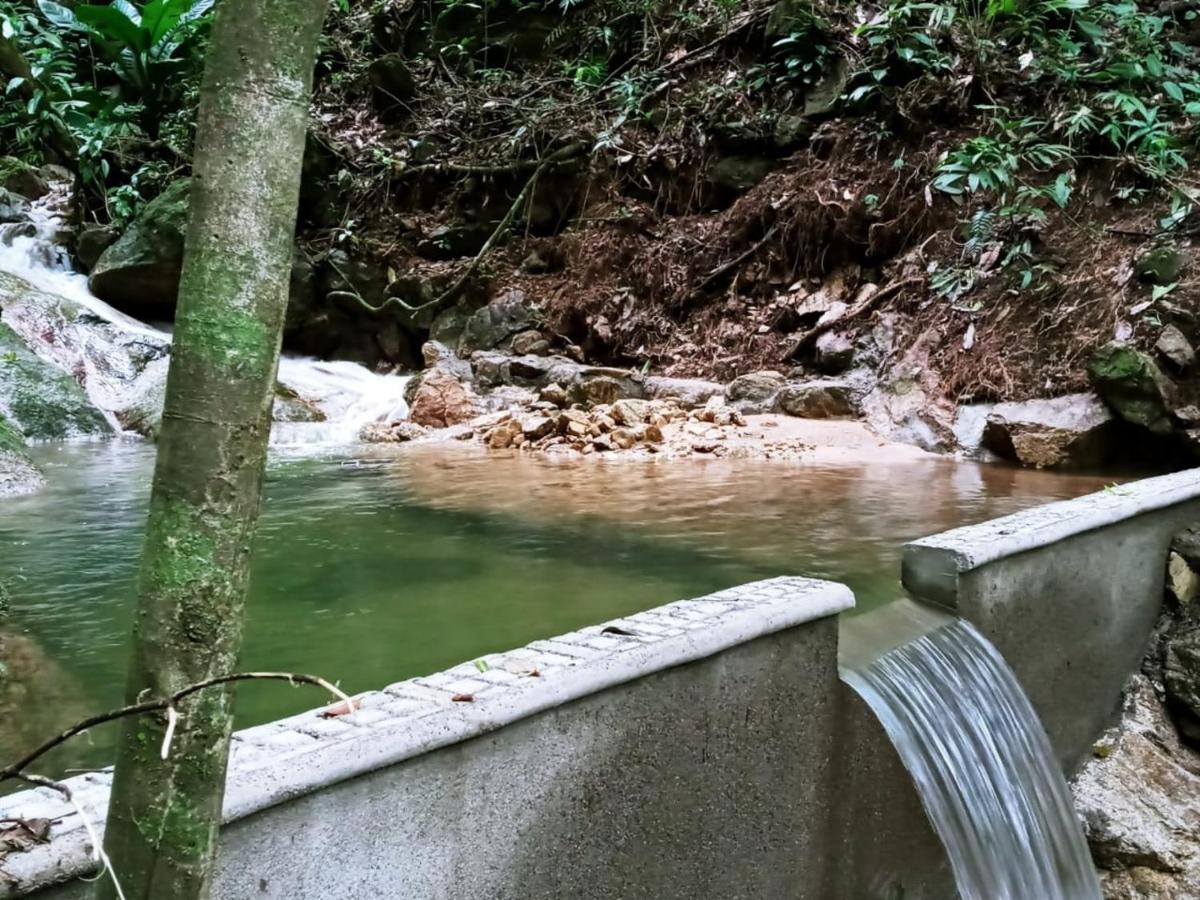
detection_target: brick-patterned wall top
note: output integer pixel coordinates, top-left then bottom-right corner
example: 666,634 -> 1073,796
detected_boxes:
0,576 -> 852,898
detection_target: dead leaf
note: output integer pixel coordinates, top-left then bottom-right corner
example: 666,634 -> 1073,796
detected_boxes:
318,700 -> 356,719
451,693 -> 474,703
0,818 -> 51,854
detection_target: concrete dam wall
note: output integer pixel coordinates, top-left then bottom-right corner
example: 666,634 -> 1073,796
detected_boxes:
4,469 -> 1199,899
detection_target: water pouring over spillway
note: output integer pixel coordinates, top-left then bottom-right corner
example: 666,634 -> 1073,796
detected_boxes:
842,605 -> 1102,900
0,188 -> 411,447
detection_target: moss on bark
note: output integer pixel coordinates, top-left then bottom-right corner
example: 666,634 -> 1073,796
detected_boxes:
97,2 -> 330,898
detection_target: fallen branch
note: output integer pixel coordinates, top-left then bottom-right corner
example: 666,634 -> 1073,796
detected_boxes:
0,672 -> 354,790
786,276 -> 922,360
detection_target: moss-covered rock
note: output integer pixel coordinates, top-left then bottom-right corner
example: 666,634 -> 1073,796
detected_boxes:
89,179 -> 191,317
0,156 -> 48,200
1087,342 -> 1177,435
1134,246 -> 1186,286
0,413 -> 43,497
0,322 -> 112,439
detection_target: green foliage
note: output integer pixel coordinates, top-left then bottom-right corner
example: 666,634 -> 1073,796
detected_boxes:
37,0 -> 213,118
933,120 -> 1072,202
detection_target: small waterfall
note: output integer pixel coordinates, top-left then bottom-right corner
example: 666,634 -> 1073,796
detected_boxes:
0,187 -> 412,447
842,615 -> 1102,900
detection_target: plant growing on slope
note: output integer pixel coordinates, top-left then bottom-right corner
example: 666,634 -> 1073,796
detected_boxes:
37,0 -> 214,135
932,118 -> 1075,297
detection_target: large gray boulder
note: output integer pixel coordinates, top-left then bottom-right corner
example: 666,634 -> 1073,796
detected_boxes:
89,179 -> 191,318
458,290 -> 540,355
0,321 -> 112,439
643,376 -> 724,409
1073,676 -> 1200,899
726,370 -> 785,413
777,379 -> 860,419
981,393 -> 1116,470
0,413 -> 42,497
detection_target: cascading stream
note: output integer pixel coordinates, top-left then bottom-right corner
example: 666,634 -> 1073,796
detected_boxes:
843,618 -> 1102,900
0,188 -> 411,446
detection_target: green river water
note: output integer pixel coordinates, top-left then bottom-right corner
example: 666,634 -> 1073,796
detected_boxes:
0,439 -> 1109,781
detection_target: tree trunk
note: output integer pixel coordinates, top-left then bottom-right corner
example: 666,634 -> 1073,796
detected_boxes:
97,4 -> 328,899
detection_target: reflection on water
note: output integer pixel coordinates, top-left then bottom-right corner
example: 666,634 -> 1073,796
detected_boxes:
0,440 -> 1109,779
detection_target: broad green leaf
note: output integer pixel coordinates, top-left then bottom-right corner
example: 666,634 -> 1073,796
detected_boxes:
111,0 -> 142,25
37,1 -> 80,31
76,5 -> 144,49
1151,282 -> 1178,301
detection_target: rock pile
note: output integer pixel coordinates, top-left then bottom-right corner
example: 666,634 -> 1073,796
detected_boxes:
474,393 -> 673,454
470,392 -> 778,457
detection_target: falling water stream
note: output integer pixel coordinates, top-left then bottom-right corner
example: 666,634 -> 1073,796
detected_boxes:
843,608 -> 1103,900
0,188 -> 411,445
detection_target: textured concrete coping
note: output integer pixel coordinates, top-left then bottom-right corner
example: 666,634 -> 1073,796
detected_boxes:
903,467 -> 1200,604
0,576 -> 852,897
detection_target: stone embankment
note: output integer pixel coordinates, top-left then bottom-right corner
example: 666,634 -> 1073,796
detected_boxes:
1074,526 -> 1200,900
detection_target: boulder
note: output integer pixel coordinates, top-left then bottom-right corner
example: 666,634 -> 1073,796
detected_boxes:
0,322 -> 112,439
1157,325 -> 1195,371
361,420 -> 429,443
1073,676 -> 1200,899
459,290 -> 539,354
519,413 -> 555,440
803,56 -> 849,118
0,413 -> 42,497
487,417 -> 523,449
421,340 -> 472,382
706,155 -> 773,199
75,224 -> 120,273
89,179 -> 191,317
510,329 -> 550,356
981,393 -> 1116,470
0,188 -> 27,223
539,382 -> 568,407
1168,552 -> 1200,608
1134,247 -> 1186,286
611,398 -> 652,426
571,375 -> 623,406
408,368 -> 478,428
1166,627 -> 1200,735
0,157 -> 48,200
429,303 -> 474,346
568,368 -> 645,406
777,379 -> 860,419
1088,343 -> 1177,435
773,114 -> 813,151
368,53 -> 416,110
727,370 -> 785,410
643,376 -> 724,409
813,330 -> 855,374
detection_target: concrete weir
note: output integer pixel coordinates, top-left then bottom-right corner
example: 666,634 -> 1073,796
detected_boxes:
4,469 -> 1200,899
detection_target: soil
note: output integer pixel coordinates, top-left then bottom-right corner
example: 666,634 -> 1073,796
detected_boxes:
300,2 -> 1200,410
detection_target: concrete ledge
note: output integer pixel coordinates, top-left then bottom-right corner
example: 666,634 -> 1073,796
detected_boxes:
0,576 -> 851,898
903,468 -> 1200,606
901,467 -> 1200,770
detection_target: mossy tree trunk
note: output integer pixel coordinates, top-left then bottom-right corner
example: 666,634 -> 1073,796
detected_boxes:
98,3 -> 329,898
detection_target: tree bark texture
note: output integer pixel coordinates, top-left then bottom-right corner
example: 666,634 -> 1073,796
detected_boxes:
98,3 -> 329,898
